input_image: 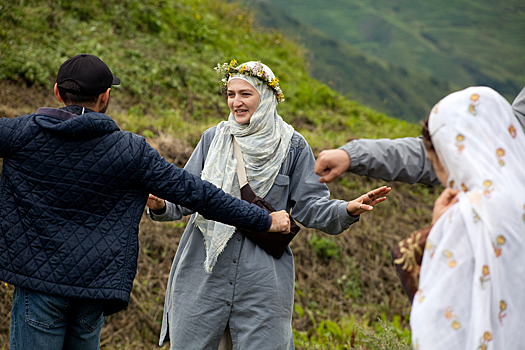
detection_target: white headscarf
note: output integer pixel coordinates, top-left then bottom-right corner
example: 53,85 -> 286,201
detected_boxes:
410,87 -> 525,349
194,61 -> 294,273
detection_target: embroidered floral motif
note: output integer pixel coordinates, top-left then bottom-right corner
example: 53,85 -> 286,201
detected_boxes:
449,180 -> 455,188
445,307 -> 461,330
496,148 -> 505,166
482,180 -> 494,198
477,331 -> 492,350
499,300 -> 507,326
461,183 -> 469,192
393,231 -> 424,285
415,289 -> 425,303
425,239 -> 436,258
509,124 -> 517,138
456,134 -> 465,154
480,265 -> 490,289
442,250 -> 457,268
469,93 -> 480,115
492,235 -> 505,257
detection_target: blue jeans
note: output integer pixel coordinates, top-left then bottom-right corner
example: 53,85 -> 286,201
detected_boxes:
10,286 -> 105,350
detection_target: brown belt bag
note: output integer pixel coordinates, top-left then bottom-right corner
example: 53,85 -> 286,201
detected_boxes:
233,137 -> 300,259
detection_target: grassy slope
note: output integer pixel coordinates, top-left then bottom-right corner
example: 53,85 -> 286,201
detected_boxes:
0,0 -> 437,348
267,0 -> 525,101
252,1 -> 452,123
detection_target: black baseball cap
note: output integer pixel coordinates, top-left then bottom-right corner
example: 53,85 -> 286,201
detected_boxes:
56,54 -> 120,96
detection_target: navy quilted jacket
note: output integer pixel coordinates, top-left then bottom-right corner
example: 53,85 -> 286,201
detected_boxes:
0,106 -> 269,314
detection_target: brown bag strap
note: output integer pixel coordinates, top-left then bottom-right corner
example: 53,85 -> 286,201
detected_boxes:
232,136 -> 248,188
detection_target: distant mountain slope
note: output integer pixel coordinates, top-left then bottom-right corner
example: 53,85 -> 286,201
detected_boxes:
265,0 -> 525,102
252,1 -> 452,122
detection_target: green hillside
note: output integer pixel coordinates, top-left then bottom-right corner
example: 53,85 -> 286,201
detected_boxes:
252,1 -> 452,123
0,0 -> 438,349
265,0 -> 525,102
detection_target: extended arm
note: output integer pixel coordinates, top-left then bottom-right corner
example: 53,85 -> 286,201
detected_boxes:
140,140 -> 271,233
339,137 -> 439,185
317,86 -> 525,186
289,136 -> 359,235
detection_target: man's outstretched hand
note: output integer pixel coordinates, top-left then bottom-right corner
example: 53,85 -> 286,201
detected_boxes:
314,149 -> 350,183
269,210 -> 291,234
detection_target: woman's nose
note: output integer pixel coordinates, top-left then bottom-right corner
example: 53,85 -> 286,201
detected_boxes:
233,96 -> 243,107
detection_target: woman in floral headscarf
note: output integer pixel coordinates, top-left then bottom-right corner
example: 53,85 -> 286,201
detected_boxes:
147,61 -> 390,350
412,86 -> 525,349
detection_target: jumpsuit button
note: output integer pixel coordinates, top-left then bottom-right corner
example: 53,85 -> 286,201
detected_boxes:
233,259 -> 237,263
227,301 -> 231,306
237,237 -> 241,242
229,281 -> 233,285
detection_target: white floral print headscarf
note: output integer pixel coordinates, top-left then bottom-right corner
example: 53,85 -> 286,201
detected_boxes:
410,87 -> 525,349
194,61 -> 294,273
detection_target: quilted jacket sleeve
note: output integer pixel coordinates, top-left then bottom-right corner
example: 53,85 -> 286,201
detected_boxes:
340,136 -> 440,185
148,133 -> 209,221
0,117 -> 17,157
139,139 -> 270,233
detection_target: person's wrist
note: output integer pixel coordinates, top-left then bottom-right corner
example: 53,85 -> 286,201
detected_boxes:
151,205 -> 166,215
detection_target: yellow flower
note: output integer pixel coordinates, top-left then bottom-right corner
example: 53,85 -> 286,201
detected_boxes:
482,265 -> 490,276
456,134 -> 464,142
500,300 -> 507,311
497,235 -> 505,245
452,321 -> 461,330
484,332 -> 492,341
471,94 -> 479,102
483,180 -> 492,188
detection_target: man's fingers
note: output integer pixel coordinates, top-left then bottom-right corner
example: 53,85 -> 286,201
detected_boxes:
319,172 -> 338,184
269,210 -> 291,233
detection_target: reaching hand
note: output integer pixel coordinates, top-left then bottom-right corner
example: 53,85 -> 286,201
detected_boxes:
432,188 -> 459,224
314,149 -> 351,183
346,186 -> 391,216
147,194 -> 166,211
269,210 -> 291,234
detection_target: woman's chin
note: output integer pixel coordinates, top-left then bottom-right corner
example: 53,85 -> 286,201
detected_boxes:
234,114 -> 252,124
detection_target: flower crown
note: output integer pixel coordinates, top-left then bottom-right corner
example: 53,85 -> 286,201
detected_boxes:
214,59 -> 285,103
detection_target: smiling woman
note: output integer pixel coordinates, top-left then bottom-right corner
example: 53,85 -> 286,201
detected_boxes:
227,79 -> 260,124
146,60 -> 390,350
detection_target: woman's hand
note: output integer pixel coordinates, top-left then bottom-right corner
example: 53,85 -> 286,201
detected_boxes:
147,194 -> 166,211
346,186 -> 391,216
269,210 -> 291,234
432,188 -> 459,224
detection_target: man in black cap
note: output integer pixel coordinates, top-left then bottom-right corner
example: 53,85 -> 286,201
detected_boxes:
0,54 -> 290,349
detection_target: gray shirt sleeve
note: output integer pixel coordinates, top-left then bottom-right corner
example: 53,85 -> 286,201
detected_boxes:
340,86 -> 525,186
289,135 -> 359,234
340,136 -> 440,185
